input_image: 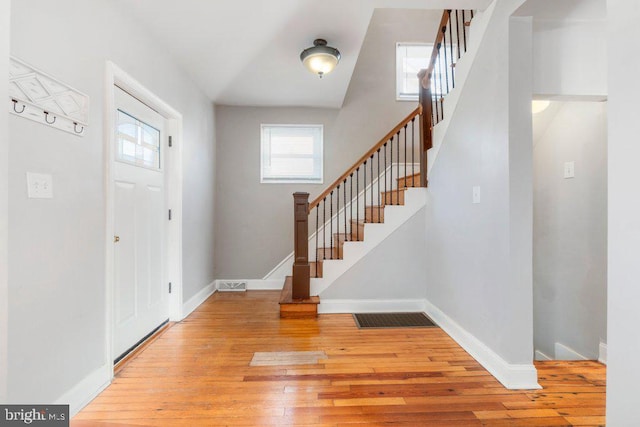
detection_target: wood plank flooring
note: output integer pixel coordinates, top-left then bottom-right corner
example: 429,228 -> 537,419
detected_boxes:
73,291 -> 606,426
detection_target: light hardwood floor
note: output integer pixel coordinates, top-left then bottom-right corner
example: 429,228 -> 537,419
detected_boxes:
73,291 -> 606,426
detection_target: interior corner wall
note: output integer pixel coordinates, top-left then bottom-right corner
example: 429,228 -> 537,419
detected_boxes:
533,101 -> 607,360
423,0 -> 534,366
8,0 -> 215,404
532,19 -> 607,98
607,0 -> 640,423
214,9 -> 441,279
0,0 -> 10,403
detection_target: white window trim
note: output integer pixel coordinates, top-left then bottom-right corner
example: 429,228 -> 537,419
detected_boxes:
260,124 -> 324,184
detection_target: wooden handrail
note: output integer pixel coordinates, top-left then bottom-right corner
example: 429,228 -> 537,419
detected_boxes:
422,10 -> 451,88
309,105 -> 422,211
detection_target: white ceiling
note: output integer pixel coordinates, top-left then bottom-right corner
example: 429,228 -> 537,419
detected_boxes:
119,0 -> 491,108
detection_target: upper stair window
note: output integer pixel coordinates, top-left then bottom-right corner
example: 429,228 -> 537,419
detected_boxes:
396,42 -> 456,101
260,124 -> 323,184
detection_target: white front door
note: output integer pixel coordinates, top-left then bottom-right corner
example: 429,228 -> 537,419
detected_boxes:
113,86 -> 169,360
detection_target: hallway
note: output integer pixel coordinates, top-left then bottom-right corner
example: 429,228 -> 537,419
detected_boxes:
72,291 -> 606,426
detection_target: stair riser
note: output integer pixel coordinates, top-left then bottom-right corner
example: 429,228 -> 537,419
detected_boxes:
382,190 -> 405,205
365,207 -> 384,223
397,174 -> 420,188
316,247 -> 342,260
349,220 -> 365,240
310,261 -> 323,278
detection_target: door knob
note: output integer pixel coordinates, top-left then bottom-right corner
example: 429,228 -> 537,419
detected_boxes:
114,235 -> 120,243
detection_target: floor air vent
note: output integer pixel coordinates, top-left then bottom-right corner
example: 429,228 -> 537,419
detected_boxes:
353,312 -> 437,329
217,281 -> 247,291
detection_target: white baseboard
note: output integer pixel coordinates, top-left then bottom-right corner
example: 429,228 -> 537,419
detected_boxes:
423,299 -> 540,390
247,279 -> 283,290
182,281 -> 216,319
598,341 -> 607,365
534,350 -> 552,361
55,363 -> 111,417
318,299 -> 426,314
554,342 -> 588,361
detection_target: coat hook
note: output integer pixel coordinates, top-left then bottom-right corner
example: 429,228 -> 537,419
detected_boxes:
12,99 -> 25,114
44,111 -> 56,124
73,122 -> 84,134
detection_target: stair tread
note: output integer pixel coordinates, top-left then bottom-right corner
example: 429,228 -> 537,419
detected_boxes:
396,172 -> 420,180
279,276 -> 319,305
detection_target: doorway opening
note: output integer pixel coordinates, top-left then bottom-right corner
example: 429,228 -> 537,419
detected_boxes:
532,98 -> 607,363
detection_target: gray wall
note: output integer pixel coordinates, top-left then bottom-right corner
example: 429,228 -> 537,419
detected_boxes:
214,8 -> 441,279
8,0 -> 215,403
607,0 -> 640,423
214,106 -> 339,279
424,0 -> 534,365
0,0 -> 10,402
533,101 -> 607,360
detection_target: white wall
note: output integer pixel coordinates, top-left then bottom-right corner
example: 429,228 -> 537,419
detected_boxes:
533,101 -> 607,360
424,0 -> 534,370
214,9 -> 440,279
0,0 -> 10,403
320,208 -> 427,300
607,0 -> 640,423
532,20 -> 607,98
8,0 -> 215,405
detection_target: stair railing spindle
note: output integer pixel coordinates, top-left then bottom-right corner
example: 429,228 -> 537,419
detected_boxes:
370,154 -> 374,220
448,11 -> 455,88
411,118 -> 415,182
349,174 -> 353,240
356,168 -> 360,240
396,130 -> 400,205
442,24 -> 449,95
384,142 -> 388,196
462,10 -> 468,52
330,190 -> 334,259
343,179 -> 347,241
363,160 -> 367,222
404,124 -> 408,184
315,206 -> 319,277
376,151 -> 380,222
322,198 -> 326,260
456,10 -> 461,60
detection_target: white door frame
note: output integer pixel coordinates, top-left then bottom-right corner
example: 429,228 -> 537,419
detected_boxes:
104,61 -> 183,374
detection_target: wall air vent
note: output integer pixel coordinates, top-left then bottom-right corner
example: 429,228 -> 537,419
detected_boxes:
217,281 -> 247,292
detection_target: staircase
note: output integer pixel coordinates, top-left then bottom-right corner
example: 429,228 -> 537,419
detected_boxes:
279,8 -> 479,318
279,171 -> 423,318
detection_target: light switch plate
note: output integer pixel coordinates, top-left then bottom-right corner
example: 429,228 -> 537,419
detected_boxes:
27,172 -> 53,199
472,186 -> 481,204
564,161 -> 575,179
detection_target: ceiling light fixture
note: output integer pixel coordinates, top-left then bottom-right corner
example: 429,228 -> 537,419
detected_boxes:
531,100 -> 551,114
300,39 -> 341,78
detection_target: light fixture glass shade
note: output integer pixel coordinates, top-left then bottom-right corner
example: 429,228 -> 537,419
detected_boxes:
531,100 -> 550,114
300,39 -> 341,78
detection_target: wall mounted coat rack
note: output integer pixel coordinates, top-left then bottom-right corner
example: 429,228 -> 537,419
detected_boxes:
8,56 -> 89,136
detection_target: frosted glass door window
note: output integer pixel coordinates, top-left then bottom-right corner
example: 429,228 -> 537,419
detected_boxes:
116,109 -> 161,170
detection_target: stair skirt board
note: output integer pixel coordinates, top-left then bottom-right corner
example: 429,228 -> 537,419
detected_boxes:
422,299 -> 541,390
353,312 -> 437,329
263,163 -> 421,282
